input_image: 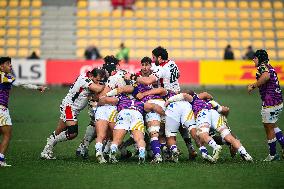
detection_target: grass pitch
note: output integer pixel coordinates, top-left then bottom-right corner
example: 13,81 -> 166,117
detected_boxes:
0,87 -> 283,189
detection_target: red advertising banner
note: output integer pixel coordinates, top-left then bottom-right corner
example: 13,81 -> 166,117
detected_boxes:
46,59 -> 199,85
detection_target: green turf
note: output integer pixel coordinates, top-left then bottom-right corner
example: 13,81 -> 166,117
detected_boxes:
1,87 -> 284,189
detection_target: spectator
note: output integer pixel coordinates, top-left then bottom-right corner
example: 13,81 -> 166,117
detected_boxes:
243,45 -> 255,60
27,51 -> 40,59
116,43 -> 130,64
111,0 -> 135,11
84,45 -> 102,60
224,44 -> 234,60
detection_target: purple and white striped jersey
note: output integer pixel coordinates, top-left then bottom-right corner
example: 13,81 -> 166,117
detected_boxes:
256,63 -> 283,107
132,83 -> 162,103
0,71 -> 15,107
189,92 -> 213,117
117,94 -> 144,114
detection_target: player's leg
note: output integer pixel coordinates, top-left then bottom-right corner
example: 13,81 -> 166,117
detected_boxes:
132,130 -> 146,164
76,124 -> 96,158
109,129 -> 127,163
95,119 -> 109,162
0,125 -> 12,167
147,119 -> 162,163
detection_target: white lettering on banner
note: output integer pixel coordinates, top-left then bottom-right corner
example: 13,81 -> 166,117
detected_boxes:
12,59 -> 46,85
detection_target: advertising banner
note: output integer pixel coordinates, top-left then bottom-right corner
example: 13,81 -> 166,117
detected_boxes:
46,59 -> 199,85
200,61 -> 284,85
12,59 -> 46,85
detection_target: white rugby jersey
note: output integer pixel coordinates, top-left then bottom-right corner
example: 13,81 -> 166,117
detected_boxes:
106,70 -> 127,89
151,60 -> 180,93
62,73 -> 93,111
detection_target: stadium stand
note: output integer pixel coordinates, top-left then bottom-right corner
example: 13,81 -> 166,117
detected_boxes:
0,0 -> 283,60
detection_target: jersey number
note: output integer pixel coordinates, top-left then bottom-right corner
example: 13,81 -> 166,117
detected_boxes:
170,66 -> 179,83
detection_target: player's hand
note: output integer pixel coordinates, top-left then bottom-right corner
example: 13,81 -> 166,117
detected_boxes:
136,92 -> 144,100
247,84 -> 255,94
124,72 -> 131,80
164,101 -> 170,107
38,86 -> 48,93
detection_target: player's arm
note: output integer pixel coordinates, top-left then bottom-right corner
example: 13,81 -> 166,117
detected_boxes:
144,103 -> 166,116
97,96 -> 119,106
248,71 -> 270,93
198,92 -> 213,100
136,75 -> 157,85
136,87 -> 167,100
13,82 -> 47,92
89,83 -> 105,93
208,100 -> 230,116
164,93 -> 192,106
106,85 -> 134,97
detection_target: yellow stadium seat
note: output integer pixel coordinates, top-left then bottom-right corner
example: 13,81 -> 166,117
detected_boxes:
277,40 -> 284,48
205,30 -> 216,38
7,48 -> 17,57
135,20 -> 144,28
204,1 -> 214,8
170,20 -> 180,28
170,10 -> 180,18
147,40 -> 159,48
77,10 -> 88,17
100,11 -> 111,17
0,48 -> 4,55
31,10 -> 42,17
241,30 -> 251,38
7,19 -> 18,27
240,20 -> 250,28
217,30 -> 228,39
89,20 -> 99,27
147,1 -> 156,8
216,20 -> 227,28
251,20 -> 261,29
77,19 -> 88,28
171,49 -> 182,58
19,29 -> 29,37
182,30 -> 193,38
193,20 -> 203,28
7,29 -> 17,37
170,30 -> 181,38
263,21 -> 273,28
135,10 -> 144,18
182,49 -> 194,59
8,9 -> 18,17
32,0 -> 42,8
159,20 -> 169,28
181,20 -> 192,28
18,48 -> 29,58
279,50 -> 284,59
20,9 -> 30,17
89,29 -> 99,37
250,10 -> 261,18
100,20 -> 111,27
274,11 -> 284,19
7,39 -> 17,46
206,50 -> 218,59
160,30 -> 170,38
147,30 -> 158,38
77,29 -> 88,37
77,39 -> 88,47
20,0 -> 30,7
124,10 -> 134,18
147,10 -> 157,18
19,19 -> 29,27
100,30 -> 111,37
0,9 -> 6,17
215,11 -> 226,19
9,0 -> 19,7
159,40 -> 170,48
229,30 -> 240,38
0,19 -> 5,27
253,30 -> 263,38
0,28 -> 5,36
228,20 -> 238,28
264,30 -> 275,39
192,1 -> 202,8
111,19 -> 121,28
231,40 -> 241,47
250,1 -> 260,8
194,49 -> 205,59
192,11 -> 203,18
273,1 -> 283,9
30,39 -> 41,47
30,29 -> 41,37
180,11 -> 190,18
181,1 -> 190,8
234,49 -> 241,59
253,40 -> 264,48
204,10 -> 215,18
135,1 -> 145,9
135,30 -> 146,38
76,48 -> 85,58
194,39 -> 205,48
275,21 -> 284,28
159,1 -> 168,8
265,40 -> 275,49
227,1 -> 237,8
100,39 -> 112,48
77,0 -> 87,8
216,1 -> 225,8
182,39 -> 193,48
169,1 -> 179,8
0,38 -> 5,46
262,1 -> 272,9
227,11 -> 238,18
147,20 -> 157,28
89,10 -> 98,17
276,30 -> 284,38
133,49 -> 148,59
18,39 -> 29,47
204,20 -> 215,28
0,0 -> 7,7
124,30 -> 134,37
194,30 -> 205,38
206,40 -> 216,48
239,1 -> 249,9
239,11 -> 249,18
262,11 -> 273,19
135,39 -> 146,48
241,40 -> 251,48
267,50 -> 276,59
31,19 -> 41,27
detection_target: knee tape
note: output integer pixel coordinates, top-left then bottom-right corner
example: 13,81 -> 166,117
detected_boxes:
220,128 -> 231,139
197,127 -> 210,136
148,125 -> 160,134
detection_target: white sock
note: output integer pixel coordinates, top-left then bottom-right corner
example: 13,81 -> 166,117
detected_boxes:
0,153 -> 4,159
95,142 -> 103,153
110,144 -> 118,153
54,131 -> 68,143
274,127 -> 281,133
238,146 -> 247,155
138,147 -> 146,158
84,125 -> 95,147
208,139 -> 219,149
103,140 -> 111,154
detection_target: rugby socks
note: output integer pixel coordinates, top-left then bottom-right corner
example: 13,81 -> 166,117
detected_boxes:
95,142 -> 103,154
183,137 -> 196,153
54,131 -> 68,143
160,142 -> 167,152
138,147 -> 146,159
170,145 -> 178,153
268,138 -> 277,156
237,146 -> 248,155
0,153 -> 4,162
150,137 -> 161,156
208,139 -> 219,150
110,144 -> 118,154
83,125 -> 95,148
103,140 -> 111,154
274,127 -> 284,149
199,146 -> 208,155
